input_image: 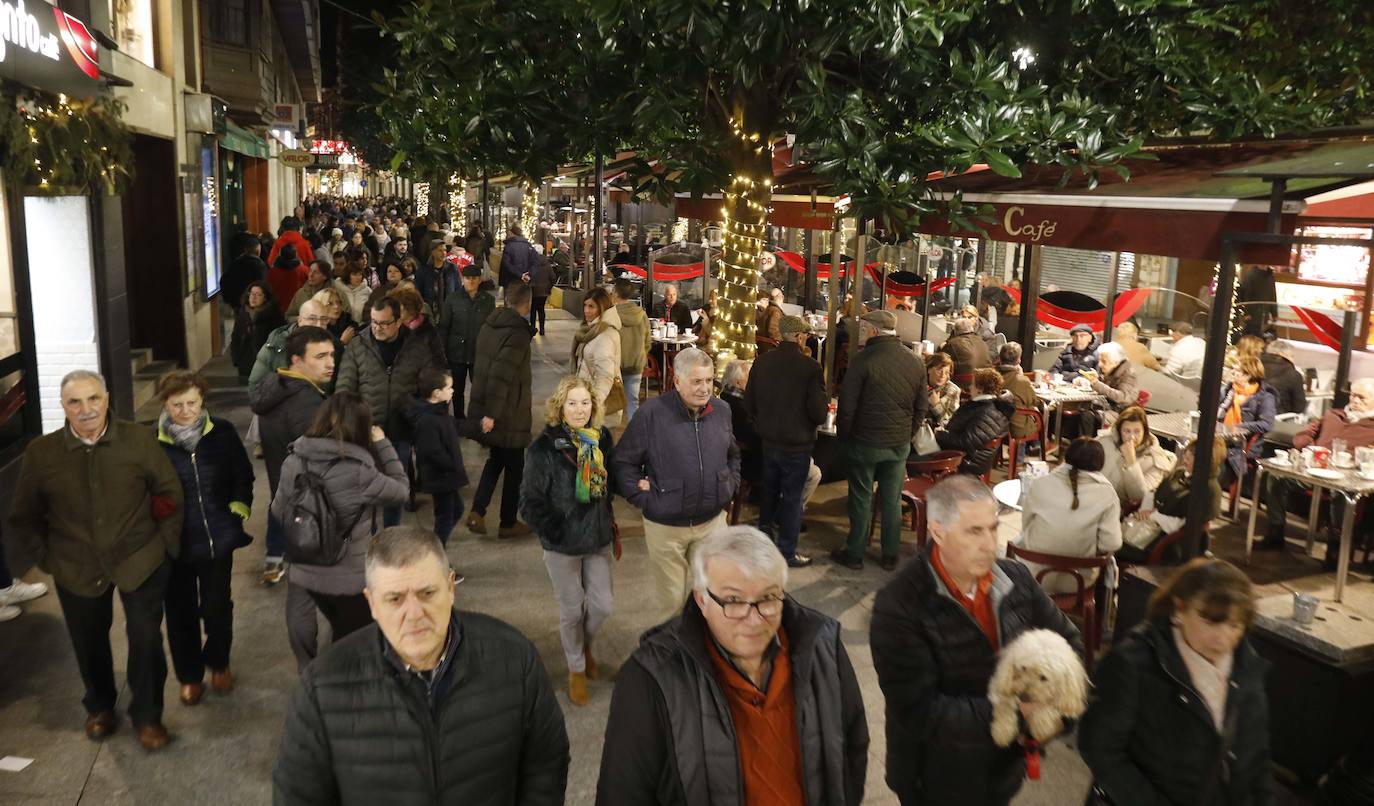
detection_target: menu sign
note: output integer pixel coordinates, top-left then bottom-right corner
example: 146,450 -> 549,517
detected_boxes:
0,1 -> 101,97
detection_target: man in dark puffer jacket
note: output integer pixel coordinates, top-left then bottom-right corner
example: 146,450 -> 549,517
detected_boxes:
274,526 -> 569,806
871,477 -> 1081,806
597,526 -> 868,806
834,310 -> 928,571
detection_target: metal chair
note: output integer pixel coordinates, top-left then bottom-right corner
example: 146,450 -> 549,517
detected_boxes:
878,450 -> 964,548
1006,544 -> 1111,671
1005,407 -> 1047,480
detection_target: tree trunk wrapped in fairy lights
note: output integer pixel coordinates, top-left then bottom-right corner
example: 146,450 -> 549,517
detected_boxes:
713,109 -> 776,361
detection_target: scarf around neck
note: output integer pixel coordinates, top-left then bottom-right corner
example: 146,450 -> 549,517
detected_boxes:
1225,381 -> 1259,426
571,319 -> 606,366
566,425 -> 607,503
162,410 -> 208,453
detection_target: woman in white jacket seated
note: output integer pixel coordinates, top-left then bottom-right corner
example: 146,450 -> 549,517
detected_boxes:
572,287 -> 623,409
1017,437 -> 1123,595
1098,406 -> 1176,508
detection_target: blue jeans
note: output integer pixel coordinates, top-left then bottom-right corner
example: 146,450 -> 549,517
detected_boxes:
433,491 -> 466,546
759,449 -> 812,559
382,438 -> 413,527
622,372 -> 642,421
265,514 -> 285,563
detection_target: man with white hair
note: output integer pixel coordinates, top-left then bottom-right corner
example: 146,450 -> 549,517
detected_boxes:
615,347 -> 741,622
274,526 -> 569,804
597,526 -> 869,805
8,370 -> 184,750
1264,377 -> 1374,561
1260,339 -> 1308,415
870,476 -> 1081,805
654,282 -> 694,332
1080,341 -> 1139,428
832,309 -> 928,571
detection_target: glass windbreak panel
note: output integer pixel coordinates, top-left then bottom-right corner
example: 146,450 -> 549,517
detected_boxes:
0,369 -> 27,457
0,172 -> 18,359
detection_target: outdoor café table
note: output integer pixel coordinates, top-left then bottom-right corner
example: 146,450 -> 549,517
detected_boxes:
1244,457 -> 1374,602
1147,411 -> 1194,445
1033,385 -> 1105,459
652,331 -> 697,387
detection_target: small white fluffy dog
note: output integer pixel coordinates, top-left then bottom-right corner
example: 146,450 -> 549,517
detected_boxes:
989,629 -> 1089,748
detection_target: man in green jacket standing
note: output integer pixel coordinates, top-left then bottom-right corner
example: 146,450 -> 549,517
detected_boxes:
440,264 -> 495,419
7,370 -> 184,750
246,300 -> 331,387
612,279 -> 651,423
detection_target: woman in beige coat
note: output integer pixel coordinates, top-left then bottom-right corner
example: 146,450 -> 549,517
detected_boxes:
1017,437 -> 1122,594
572,287 -> 623,408
1098,406 -> 1176,506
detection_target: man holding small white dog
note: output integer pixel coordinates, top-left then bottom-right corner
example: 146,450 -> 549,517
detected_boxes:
870,476 -> 1082,804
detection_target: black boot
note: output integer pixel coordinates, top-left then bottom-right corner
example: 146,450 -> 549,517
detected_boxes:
1257,527 -> 1287,551
1322,530 -> 1343,572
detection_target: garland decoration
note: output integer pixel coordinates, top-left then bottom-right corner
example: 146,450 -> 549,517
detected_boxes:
0,89 -> 135,195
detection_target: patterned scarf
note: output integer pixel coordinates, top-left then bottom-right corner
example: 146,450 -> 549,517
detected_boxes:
571,318 -> 607,369
567,425 -> 607,503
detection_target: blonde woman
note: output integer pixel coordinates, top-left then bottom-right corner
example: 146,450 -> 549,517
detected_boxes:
572,287 -> 623,408
310,285 -> 357,346
519,376 -> 617,705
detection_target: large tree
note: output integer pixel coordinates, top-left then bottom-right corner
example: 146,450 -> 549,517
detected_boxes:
377,0 -> 1374,357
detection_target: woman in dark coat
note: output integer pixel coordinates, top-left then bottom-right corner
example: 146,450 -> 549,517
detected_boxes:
1080,558 -> 1273,806
936,368 -> 1013,476
1216,356 -> 1276,488
155,371 -> 255,706
230,282 -> 285,382
519,375 -> 616,707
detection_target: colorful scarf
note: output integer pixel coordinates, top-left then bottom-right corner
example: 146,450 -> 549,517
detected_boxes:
1224,381 -> 1259,426
567,426 -> 607,503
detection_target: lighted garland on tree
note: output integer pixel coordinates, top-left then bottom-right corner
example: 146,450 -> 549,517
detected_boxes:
519,182 -> 539,240
0,90 -> 134,194
449,174 -> 467,236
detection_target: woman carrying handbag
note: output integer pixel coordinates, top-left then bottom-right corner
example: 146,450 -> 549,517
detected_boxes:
519,376 -> 619,707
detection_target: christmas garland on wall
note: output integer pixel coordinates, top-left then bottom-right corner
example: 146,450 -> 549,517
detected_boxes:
0,88 -> 135,195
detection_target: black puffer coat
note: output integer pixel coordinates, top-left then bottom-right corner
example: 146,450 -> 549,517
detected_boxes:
231,303 -> 286,379
468,307 -> 533,449
406,399 -> 468,493
440,287 -> 496,365
596,596 -> 869,806
1080,620 -> 1273,806
870,545 -> 1082,805
273,612 -> 570,806
519,425 -> 615,555
335,328 -> 439,439
838,334 -> 928,449
249,370 -> 328,494
937,396 -> 1014,475
157,415 -> 255,562
1259,353 -> 1307,416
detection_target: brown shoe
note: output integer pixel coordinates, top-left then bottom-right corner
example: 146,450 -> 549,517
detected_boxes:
584,646 -> 598,681
466,512 -> 486,534
84,710 -> 117,741
568,672 -> 589,706
210,668 -> 234,693
136,723 -> 171,752
179,683 -> 204,706
497,522 -> 531,539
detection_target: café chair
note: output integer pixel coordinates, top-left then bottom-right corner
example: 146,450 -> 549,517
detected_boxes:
1004,407 -> 1047,480
1227,433 -> 1264,519
978,436 -> 1007,485
1005,544 -> 1110,672
866,450 -> 964,548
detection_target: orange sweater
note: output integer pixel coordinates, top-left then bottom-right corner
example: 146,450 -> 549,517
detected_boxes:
706,629 -> 804,806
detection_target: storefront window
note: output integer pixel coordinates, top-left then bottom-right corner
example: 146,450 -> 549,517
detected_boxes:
111,0 -> 157,68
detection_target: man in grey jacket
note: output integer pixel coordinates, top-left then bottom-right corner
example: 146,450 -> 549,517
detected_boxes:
614,348 -> 741,623
832,310 -> 928,571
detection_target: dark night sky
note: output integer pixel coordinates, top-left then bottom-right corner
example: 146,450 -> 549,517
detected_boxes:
319,0 -> 391,88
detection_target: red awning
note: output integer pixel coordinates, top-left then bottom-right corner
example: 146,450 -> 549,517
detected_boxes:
675,195 -> 837,230
1003,286 -> 1154,331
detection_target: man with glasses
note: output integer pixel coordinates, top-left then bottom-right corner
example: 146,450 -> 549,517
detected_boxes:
597,526 -> 869,805
1263,377 -> 1374,565
247,300 -> 334,388
614,348 -> 741,623
336,296 -> 439,526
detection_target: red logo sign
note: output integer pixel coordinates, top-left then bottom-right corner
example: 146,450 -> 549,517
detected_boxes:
54,9 -> 99,80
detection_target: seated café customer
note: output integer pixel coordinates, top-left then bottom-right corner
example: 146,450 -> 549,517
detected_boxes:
1099,406 -> 1176,507
1261,339 -> 1308,416
997,343 -> 1039,442
1118,437 -> 1225,565
1051,323 -> 1099,380
1216,357 -> 1275,490
1161,320 -> 1206,378
1263,378 -> 1374,562
1081,559 -> 1273,806
925,352 -> 961,428
936,368 -> 1012,477
722,359 -> 761,489
959,305 -> 997,350
1017,437 -> 1122,595
1112,321 -> 1160,372
994,301 -> 1021,342
597,526 -> 870,805
1079,342 -> 1139,428
940,316 -> 993,379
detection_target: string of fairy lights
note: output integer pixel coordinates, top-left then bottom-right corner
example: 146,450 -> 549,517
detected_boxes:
414,181 -> 430,218
18,93 -> 112,189
449,173 -> 467,236
519,182 -> 539,237
712,114 -> 777,360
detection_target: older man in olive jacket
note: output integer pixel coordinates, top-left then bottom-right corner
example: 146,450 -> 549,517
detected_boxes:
7,370 -> 184,750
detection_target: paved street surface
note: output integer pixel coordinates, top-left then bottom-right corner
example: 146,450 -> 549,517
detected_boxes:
0,307 -> 1306,804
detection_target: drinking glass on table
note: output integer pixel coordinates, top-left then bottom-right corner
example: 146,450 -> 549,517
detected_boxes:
1333,438 -> 1347,459
1357,446 -> 1374,475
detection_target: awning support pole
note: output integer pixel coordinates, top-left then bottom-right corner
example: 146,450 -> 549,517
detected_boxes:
1184,238 -> 1238,559
1335,307 -> 1358,410
824,216 -> 843,391
1266,179 -> 1287,235
1103,251 -> 1121,343
919,253 -> 931,342
1016,245 -> 1039,373
805,229 -> 820,312
593,153 -> 604,283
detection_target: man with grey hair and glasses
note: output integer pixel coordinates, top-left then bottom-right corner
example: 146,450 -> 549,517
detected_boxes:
597,525 -> 869,805
275,526 -> 569,804
8,369 -> 184,750
615,347 -> 741,622
870,475 -> 1080,805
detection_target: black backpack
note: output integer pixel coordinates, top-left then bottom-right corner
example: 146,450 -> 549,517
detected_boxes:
280,452 -> 364,566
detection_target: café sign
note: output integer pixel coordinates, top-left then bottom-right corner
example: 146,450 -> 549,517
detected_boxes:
0,0 -> 101,97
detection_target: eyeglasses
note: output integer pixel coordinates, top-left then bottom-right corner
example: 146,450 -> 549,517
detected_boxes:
706,589 -> 784,620
370,318 -> 398,328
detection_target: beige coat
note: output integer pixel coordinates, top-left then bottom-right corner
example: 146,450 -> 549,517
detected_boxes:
1115,337 -> 1160,371
1017,465 -> 1122,594
1099,433 -> 1177,505
574,305 -> 623,406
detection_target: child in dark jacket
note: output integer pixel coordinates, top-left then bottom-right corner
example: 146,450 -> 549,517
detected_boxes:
407,368 -> 469,550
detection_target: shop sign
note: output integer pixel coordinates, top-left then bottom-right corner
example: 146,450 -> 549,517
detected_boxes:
310,153 -> 339,169
926,245 -> 944,261
0,1 -> 101,97
279,149 -> 313,168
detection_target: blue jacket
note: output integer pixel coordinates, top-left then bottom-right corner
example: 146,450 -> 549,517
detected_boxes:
499,236 -> 537,287
1050,334 -> 1100,379
158,415 -> 255,562
613,391 -> 741,526
1218,382 -> 1276,481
